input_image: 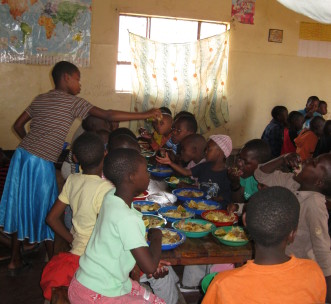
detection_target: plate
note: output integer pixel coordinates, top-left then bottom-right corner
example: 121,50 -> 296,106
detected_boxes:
133,190 -> 149,201
212,226 -> 249,246
158,206 -> 195,223
148,166 -> 173,178
141,150 -> 156,159
201,210 -> 238,227
159,228 -> 186,251
172,219 -> 215,238
183,199 -> 221,216
164,176 -> 194,189
172,188 -> 205,201
132,201 -> 161,214
142,214 -> 166,229
201,272 -> 218,293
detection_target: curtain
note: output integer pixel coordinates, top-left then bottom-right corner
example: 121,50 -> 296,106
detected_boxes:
129,31 -> 230,134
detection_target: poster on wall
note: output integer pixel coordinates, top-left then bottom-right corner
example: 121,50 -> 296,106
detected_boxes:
231,0 -> 256,24
0,0 -> 92,67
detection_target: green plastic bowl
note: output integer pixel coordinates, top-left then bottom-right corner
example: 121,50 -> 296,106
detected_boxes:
201,272 -> 218,293
172,219 -> 215,238
212,226 -> 249,247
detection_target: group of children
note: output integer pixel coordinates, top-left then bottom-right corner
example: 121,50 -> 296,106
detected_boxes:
0,60 -> 331,303
261,95 -> 330,161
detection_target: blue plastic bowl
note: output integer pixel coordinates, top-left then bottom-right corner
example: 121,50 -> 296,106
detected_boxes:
172,188 -> 206,201
183,199 -> 221,216
147,228 -> 186,251
158,206 -> 195,223
132,201 -> 161,215
148,166 -> 173,178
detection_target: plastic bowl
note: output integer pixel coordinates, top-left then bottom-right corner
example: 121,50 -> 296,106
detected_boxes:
201,210 -> 238,227
172,188 -> 205,201
142,214 -> 166,229
172,219 -> 215,238
164,176 -> 194,189
147,228 -> 186,251
212,226 -> 249,247
201,272 -> 218,293
183,199 -> 221,216
158,206 -> 195,223
133,190 -> 149,201
148,166 -> 173,178
132,200 -> 161,214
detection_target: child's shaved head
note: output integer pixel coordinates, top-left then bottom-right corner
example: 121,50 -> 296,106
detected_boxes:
108,134 -> 141,152
246,186 -> 299,247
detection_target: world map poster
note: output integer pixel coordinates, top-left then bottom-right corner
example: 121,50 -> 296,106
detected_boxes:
0,0 -> 92,67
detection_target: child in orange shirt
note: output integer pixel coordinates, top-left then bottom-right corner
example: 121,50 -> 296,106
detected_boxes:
203,186 -> 326,304
295,115 -> 325,160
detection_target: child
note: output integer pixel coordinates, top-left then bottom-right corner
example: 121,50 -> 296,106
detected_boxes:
295,115 -> 325,161
254,152 -> 331,302
68,149 -> 167,303
314,120 -> 331,157
261,105 -> 288,158
228,139 -> 271,211
298,95 -> 320,129
139,107 -> 173,151
167,113 -> 198,155
317,100 -> 328,116
157,134 -> 232,203
40,132 -> 113,300
281,111 -> 304,154
0,61 -> 161,275
108,134 -> 141,152
203,186 -> 326,303
180,134 -> 207,170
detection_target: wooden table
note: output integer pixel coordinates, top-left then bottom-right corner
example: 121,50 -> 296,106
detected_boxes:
161,234 -> 252,266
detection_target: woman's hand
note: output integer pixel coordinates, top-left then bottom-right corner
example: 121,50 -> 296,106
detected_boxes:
145,109 -> 162,121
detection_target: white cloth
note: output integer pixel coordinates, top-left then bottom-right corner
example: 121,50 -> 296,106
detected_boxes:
278,0 -> 331,24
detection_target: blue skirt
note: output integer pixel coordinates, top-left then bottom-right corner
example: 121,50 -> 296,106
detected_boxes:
0,148 -> 58,243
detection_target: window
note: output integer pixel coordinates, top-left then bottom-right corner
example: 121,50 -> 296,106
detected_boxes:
116,15 -> 228,92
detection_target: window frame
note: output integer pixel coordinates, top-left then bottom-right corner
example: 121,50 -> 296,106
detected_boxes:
116,14 -> 229,92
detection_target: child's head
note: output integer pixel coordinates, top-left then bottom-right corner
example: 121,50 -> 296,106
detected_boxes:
108,134 -> 141,152
96,130 -> 110,151
305,96 -> 319,112
108,127 -> 137,149
310,116 -> 325,137
82,116 -> 111,132
171,115 -> 198,144
206,135 -> 232,163
317,100 -> 328,116
52,61 -> 80,95
288,111 -> 304,132
159,107 -> 172,116
103,148 -> 149,194
72,132 -> 105,171
294,153 -> 331,196
237,139 -> 272,178
180,134 -> 207,163
153,113 -> 173,136
245,186 -> 299,248
173,111 -> 195,122
271,106 -> 288,125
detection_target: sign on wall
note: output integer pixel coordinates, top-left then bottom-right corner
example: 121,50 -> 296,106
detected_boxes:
0,0 -> 92,67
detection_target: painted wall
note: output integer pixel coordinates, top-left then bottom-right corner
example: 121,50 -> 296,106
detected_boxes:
0,0 -> 330,149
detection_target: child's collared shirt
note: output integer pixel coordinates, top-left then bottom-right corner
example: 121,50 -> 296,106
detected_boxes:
254,166 -> 331,278
239,176 -> 258,200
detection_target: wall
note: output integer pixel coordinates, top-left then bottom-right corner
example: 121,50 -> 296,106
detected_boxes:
0,0 -> 330,149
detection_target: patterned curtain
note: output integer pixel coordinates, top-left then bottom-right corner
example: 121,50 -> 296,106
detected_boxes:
129,31 -> 229,133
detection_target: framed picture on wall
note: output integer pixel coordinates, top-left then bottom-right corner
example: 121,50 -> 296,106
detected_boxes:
268,29 -> 283,43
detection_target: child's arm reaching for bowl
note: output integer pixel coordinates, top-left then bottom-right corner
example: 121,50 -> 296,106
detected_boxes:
156,152 -> 192,177
131,228 -> 163,276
